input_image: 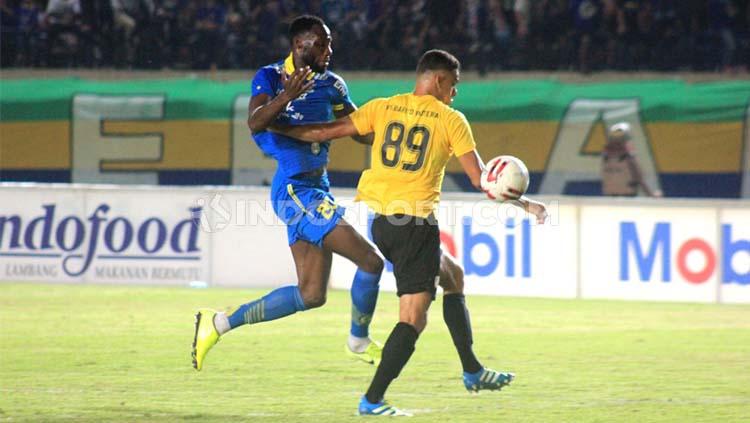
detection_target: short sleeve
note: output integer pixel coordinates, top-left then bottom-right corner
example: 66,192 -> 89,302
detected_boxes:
251,68 -> 275,98
448,110 -> 477,157
331,76 -> 355,112
349,98 -> 384,136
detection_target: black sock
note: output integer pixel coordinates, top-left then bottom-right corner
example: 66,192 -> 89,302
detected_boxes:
443,293 -> 482,374
365,322 -> 419,404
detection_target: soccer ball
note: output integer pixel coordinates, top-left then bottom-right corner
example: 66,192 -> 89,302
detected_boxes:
480,155 -> 530,201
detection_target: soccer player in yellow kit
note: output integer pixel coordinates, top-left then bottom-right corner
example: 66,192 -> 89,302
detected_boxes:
275,49 -> 548,416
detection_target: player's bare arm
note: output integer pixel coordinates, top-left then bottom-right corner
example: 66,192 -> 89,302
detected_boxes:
271,116 -> 360,143
456,150 -> 485,190
247,66 -> 314,134
516,196 -> 548,224
335,103 -> 374,145
457,149 -> 547,223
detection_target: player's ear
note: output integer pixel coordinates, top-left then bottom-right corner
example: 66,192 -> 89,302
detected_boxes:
434,72 -> 442,92
291,36 -> 301,54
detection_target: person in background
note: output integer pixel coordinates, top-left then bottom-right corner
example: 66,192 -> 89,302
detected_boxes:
193,0 -> 226,70
110,0 -> 154,66
1,0 -> 19,67
570,0 -> 602,73
708,0 -> 738,72
44,0 -> 83,67
601,122 -> 661,197
14,0 -> 43,67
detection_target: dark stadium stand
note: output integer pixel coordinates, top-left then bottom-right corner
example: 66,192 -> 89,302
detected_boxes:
1,0 -> 748,73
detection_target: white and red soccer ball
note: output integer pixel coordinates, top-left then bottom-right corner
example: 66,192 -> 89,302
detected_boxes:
480,155 -> 530,201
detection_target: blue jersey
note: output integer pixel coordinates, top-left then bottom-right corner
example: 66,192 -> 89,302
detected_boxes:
251,54 -> 355,178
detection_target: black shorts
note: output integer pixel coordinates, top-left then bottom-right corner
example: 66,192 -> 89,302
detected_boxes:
371,213 -> 441,298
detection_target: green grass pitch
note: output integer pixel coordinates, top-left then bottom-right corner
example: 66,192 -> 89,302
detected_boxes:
1,282 -> 749,422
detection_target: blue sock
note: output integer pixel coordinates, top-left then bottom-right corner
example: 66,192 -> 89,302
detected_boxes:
350,268 -> 381,338
227,285 -> 306,329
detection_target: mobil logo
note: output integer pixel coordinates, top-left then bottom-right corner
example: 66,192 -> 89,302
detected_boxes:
620,221 -> 750,285
366,215 -> 532,278
441,216 -> 532,278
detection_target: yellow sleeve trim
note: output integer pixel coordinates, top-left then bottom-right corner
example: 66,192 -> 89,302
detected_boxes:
350,113 -> 370,136
332,104 -> 345,111
453,144 -> 476,157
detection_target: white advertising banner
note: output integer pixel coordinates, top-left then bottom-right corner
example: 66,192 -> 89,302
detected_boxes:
0,187 -> 86,283
580,205 -> 720,303
719,208 -> 750,304
450,199 -> 577,298
0,185 -> 209,286
330,197 -> 578,299
81,188 -> 209,286
204,189 -> 297,288
2,184 -> 749,304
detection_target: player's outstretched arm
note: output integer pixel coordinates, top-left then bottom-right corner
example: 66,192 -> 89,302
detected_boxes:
247,66 -> 313,134
335,103 -> 374,145
515,196 -> 548,224
457,150 -> 547,224
271,116 -> 360,143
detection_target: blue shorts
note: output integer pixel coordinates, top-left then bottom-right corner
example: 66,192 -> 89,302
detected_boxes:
271,171 -> 345,247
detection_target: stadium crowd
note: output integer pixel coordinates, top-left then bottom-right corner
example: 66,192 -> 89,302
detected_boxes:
1,0 -> 748,73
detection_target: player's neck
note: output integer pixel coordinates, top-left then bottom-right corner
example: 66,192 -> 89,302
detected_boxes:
292,55 -> 306,71
285,52 -> 311,74
413,83 -> 438,99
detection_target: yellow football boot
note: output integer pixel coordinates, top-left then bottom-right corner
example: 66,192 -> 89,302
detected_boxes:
191,309 -> 220,371
345,340 -> 383,366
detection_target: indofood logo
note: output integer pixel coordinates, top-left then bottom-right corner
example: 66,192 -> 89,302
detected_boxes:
0,204 -> 202,277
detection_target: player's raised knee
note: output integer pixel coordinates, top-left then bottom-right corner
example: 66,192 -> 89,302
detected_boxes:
363,251 -> 384,275
301,291 -> 327,309
440,253 -> 465,294
451,265 -> 465,293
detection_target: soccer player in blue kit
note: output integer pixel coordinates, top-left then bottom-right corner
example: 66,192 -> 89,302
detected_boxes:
192,15 -> 384,371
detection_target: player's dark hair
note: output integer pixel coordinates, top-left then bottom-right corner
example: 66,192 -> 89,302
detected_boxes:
416,50 -> 460,75
289,15 -> 326,40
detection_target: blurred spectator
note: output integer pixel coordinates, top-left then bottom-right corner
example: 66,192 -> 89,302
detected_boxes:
337,0 -> 369,69
224,3 -> 247,69
708,0 -> 738,72
111,0 -> 153,38
1,0 -> 18,67
110,0 -> 155,66
570,0 -> 602,73
153,0 -> 180,67
506,0 -> 531,69
601,122 -> 661,197
80,0 -> 114,67
616,0 -> 656,70
529,0 -> 571,70
173,1 -> 197,68
45,0 -> 83,67
193,0 -> 226,69
651,0 -> 683,71
253,0 -> 285,66
14,0 -> 43,66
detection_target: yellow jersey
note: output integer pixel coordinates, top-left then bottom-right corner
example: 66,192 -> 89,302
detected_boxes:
349,93 -> 477,217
